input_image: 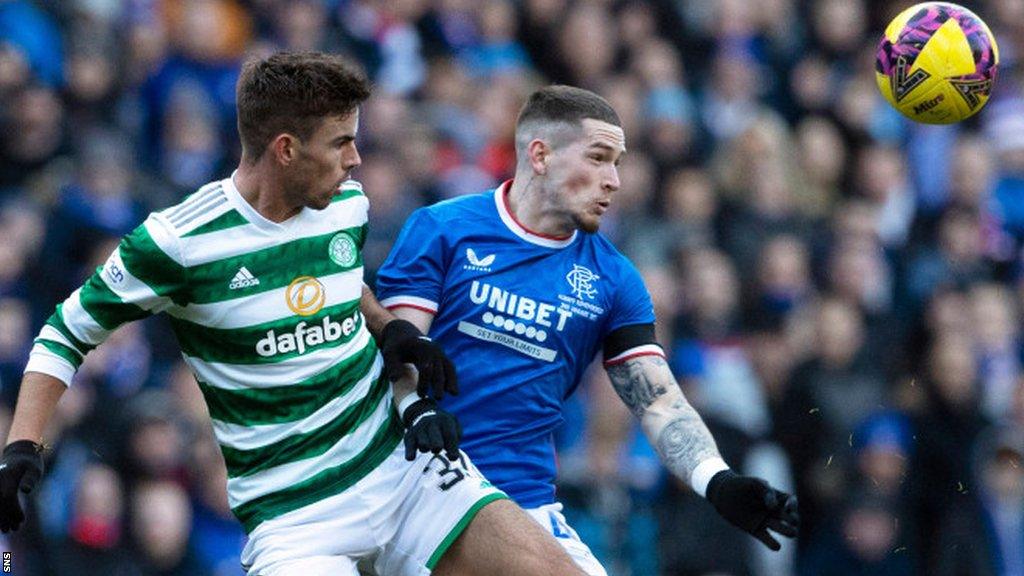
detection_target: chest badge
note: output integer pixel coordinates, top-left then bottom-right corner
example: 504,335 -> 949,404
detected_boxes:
329,233 -> 357,267
566,264 -> 600,300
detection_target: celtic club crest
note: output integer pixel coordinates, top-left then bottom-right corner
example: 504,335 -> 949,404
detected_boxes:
328,232 -> 357,267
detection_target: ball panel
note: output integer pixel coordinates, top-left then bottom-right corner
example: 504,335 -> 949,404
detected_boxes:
875,2 -> 998,124
896,78 -> 961,124
884,4 -> 927,43
874,71 -> 898,109
918,16 -> 976,77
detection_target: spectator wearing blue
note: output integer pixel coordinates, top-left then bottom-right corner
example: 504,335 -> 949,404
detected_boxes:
0,0 -> 62,86
936,425 -> 1024,576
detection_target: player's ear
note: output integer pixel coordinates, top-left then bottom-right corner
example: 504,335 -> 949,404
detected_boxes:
527,139 -> 549,176
271,133 -> 299,166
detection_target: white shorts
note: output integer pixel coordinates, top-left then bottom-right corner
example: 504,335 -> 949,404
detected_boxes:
526,503 -> 609,576
241,445 -> 507,576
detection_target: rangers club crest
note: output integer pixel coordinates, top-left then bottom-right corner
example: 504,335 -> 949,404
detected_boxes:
566,264 -> 599,300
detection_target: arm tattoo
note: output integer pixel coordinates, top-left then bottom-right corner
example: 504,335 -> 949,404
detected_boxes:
606,356 -> 671,418
655,400 -> 721,481
607,356 -> 721,481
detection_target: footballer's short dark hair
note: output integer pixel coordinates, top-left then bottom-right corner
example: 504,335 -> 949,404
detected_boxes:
236,51 -> 371,162
516,85 -> 621,131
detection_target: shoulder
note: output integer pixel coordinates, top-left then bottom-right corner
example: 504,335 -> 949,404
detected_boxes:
584,232 -> 641,276
154,180 -> 234,240
134,180 -> 236,265
402,190 -> 497,240
420,190 -> 496,223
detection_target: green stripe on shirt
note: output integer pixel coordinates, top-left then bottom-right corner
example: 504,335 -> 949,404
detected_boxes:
232,413 -> 402,533
171,300 -> 363,364
220,373 -> 390,478
199,340 -> 378,425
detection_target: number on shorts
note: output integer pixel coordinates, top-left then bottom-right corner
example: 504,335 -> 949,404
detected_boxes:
422,455 -> 466,491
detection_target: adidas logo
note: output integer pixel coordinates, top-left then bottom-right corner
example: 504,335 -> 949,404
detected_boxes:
229,267 -> 260,290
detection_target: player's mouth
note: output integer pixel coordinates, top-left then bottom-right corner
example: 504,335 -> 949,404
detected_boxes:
331,175 -> 350,196
595,200 -> 610,214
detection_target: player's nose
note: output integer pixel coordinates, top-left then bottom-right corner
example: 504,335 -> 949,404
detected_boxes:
603,166 -> 620,192
343,144 -> 362,171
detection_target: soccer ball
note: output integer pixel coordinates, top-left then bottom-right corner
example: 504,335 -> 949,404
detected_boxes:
874,2 -> 998,124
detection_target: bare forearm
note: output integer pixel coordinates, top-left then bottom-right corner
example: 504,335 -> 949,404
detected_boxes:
641,390 -> 722,482
360,284 -> 396,339
606,356 -> 722,484
7,372 -> 67,445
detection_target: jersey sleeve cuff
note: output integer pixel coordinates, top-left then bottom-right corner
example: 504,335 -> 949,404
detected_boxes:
691,457 -> 730,498
24,346 -> 76,387
380,295 -> 438,314
603,344 -> 666,366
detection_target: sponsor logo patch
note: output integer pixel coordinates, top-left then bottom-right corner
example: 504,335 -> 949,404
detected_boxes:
286,276 -> 326,316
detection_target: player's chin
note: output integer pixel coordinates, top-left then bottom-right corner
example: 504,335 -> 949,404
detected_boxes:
576,214 -> 601,234
308,196 -> 333,211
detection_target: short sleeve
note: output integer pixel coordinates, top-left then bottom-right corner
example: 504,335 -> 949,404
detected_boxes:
375,208 -> 447,314
605,258 -> 656,335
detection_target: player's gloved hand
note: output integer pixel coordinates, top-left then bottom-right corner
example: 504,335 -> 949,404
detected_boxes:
381,319 -> 458,399
402,398 -> 461,461
0,440 -> 44,533
706,470 -> 799,551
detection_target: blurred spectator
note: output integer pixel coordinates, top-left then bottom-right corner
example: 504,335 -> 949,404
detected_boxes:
749,234 -> 814,326
853,142 -> 915,252
62,29 -> 122,131
0,297 -> 30,404
700,47 -> 764,144
988,98 -> 1024,243
905,206 -> 996,311
130,480 -> 211,576
458,0 -> 532,79
935,425 -> 1024,576
46,463 -> 141,576
969,282 -> 1024,421
621,166 -> 717,267
0,0 -> 63,86
556,3 -> 616,86
673,247 -> 771,439
851,411 -> 913,499
795,115 -> 846,213
187,427 -> 245,576
118,391 -> 189,487
715,113 -> 817,276
0,83 -> 67,190
799,489 -> 915,576
777,296 -> 887,540
909,332 -> 992,574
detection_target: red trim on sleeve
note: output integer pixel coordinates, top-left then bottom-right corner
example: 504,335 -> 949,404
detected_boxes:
603,349 -> 666,367
385,303 -> 438,315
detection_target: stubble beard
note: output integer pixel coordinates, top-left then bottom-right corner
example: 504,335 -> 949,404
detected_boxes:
573,212 -> 600,234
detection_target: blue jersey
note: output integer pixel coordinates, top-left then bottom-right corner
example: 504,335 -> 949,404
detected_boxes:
376,181 -> 658,508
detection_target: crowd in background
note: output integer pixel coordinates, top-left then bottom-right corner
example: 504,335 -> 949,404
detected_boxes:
1,0 -> 1024,574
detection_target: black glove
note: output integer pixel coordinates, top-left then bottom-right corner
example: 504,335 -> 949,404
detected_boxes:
380,319 -> 458,400
0,440 -> 44,533
402,398 -> 461,461
706,470 -> 799,551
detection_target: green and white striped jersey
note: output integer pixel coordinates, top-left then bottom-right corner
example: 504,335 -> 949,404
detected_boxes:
25,175 -> 401,532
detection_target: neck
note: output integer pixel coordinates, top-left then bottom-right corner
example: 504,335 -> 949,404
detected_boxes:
507,173 -> 574,238
234,160 -> 302,223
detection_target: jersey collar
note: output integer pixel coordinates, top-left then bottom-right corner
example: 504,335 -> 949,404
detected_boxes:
224,170 -> 301,233
494,180 -> 577,249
